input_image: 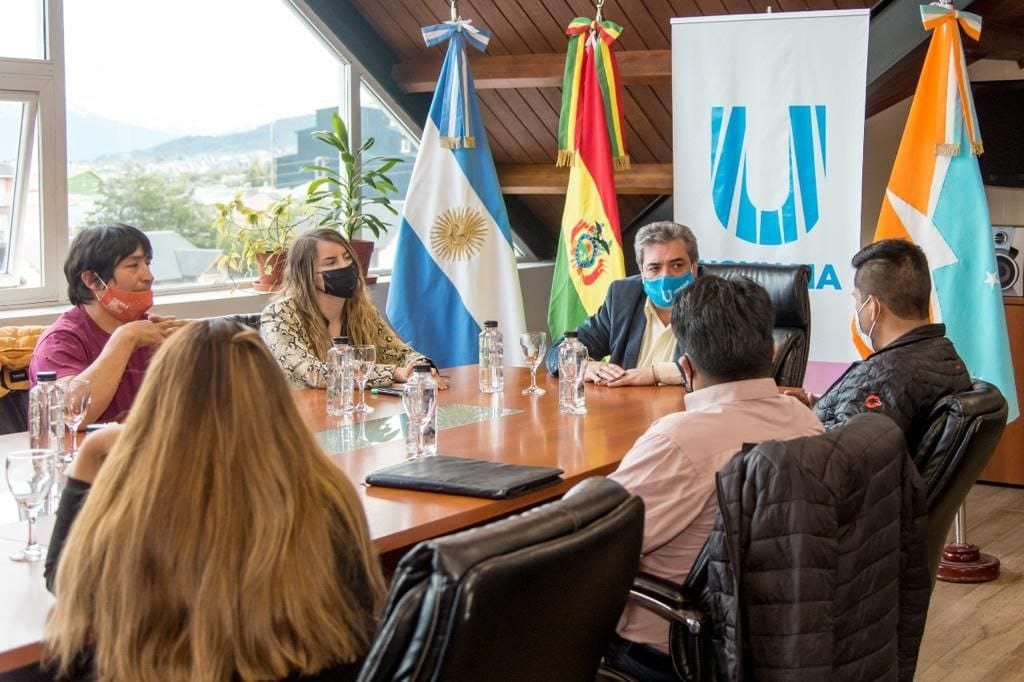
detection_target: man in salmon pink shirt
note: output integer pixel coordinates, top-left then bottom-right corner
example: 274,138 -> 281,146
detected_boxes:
605,275 -> 824,680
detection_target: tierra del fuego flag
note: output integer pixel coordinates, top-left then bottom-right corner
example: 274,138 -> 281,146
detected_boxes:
547,18 -> 628,341
864,5 -> 1018,421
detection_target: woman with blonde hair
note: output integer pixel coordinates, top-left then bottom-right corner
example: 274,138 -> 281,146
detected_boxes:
44,318 -> 386,681
261,228 -> 440,389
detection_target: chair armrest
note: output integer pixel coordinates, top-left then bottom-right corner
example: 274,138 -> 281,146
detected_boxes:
629,572 -> 703,635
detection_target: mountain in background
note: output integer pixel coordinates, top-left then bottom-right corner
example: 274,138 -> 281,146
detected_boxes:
0,108 -> 176,163
67,112 -> 177,162
0,108 -> 321,165
103,113 -> 317,162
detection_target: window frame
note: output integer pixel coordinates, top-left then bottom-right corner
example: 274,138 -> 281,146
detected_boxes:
289,0 -> 424,277
0,91 -> 38,275
0,0 -> 71,307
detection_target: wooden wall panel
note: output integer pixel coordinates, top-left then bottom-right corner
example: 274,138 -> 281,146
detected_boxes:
351,0 -> 877,243
980,299 -> 1024,486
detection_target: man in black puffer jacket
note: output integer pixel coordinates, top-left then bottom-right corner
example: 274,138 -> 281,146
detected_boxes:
794,239 -> 971,452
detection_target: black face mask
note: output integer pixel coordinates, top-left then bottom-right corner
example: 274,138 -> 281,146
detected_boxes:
320,265 -> 358,299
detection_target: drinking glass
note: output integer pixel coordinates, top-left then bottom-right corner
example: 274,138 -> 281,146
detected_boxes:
519,331 -> 548,396
351,345 -> 377,414
402,383 -> 438,459
62,379 -> 92,465
5,450 -> 57,562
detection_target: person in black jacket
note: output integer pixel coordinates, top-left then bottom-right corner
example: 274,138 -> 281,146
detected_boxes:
545,221 -> 699,387
43,318 -> 385,681
702,412 -> 930,681
789,239 -> 971,452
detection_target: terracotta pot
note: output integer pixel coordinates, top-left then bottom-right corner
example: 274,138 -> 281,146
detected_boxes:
252,250 -> 287,292
348,239 -> 377,284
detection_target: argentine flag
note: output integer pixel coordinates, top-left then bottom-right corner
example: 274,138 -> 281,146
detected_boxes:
386,19 -> 526,369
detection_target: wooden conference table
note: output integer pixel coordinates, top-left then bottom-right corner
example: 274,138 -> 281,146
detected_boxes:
0,365 -> 686,673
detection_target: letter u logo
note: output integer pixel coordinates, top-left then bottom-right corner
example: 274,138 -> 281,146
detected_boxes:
710,105 -> 827,245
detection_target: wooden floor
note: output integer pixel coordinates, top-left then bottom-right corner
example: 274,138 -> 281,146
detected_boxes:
917,483 -> 1024,681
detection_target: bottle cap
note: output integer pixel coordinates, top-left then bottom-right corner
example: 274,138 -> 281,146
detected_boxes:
37,371 -> 57,381
332,336 -> 350,345
564,331 -> 578,338
414,363 -> 432,373
484,320 -> 498,328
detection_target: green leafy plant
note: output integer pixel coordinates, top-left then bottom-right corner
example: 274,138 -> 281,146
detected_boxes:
305,112 -> 403,241
84,165 -> 216,248
213,194 -> 308,275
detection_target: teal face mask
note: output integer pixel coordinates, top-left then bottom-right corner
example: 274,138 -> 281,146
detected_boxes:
643,271 -> 695,309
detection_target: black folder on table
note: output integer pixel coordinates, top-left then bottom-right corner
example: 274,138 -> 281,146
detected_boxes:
365,456 -> 564,500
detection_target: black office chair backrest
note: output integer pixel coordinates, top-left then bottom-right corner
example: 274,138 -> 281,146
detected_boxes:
0,390 -> 29,436
223,313 -> 262,331
358,477 -> 645,682
913,380 -> 1008,579
701,264 -> 811,388
1,363 -> 33,435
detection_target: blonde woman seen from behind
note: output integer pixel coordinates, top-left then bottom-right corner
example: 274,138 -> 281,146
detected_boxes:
44,318 -> 386,681
260,228 -> 444,389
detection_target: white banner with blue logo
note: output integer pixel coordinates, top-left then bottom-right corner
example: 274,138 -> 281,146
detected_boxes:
671,10 -> 869,366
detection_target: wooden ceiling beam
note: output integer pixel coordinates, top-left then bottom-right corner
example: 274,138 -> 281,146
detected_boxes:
966,21 -> 1024,63
497,163 -> 672,195
394,50 -> 671,93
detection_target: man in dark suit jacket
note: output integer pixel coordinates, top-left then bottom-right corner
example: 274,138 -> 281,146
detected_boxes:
546,222 -> 700,387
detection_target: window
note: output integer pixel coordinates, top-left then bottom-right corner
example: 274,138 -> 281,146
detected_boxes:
0,96 -> 42,290
63,0 -> 351,291
0,0 -> 427,308
0,0 -> 67,306
0,1 -> 46,61
358,80 -> 419,273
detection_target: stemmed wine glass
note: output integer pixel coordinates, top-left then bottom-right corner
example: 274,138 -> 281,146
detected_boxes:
519,331 -> 548,396
5,450 -> 57,562
402,380 -> 438,460
62,379 -> 92,466
351,345 -> 377,414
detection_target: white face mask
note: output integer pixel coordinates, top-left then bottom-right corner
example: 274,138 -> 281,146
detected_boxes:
856,294 -> 878,347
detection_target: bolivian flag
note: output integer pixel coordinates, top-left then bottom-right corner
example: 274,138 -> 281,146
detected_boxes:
862,5 -> 1018,421
548,18 -> 628,341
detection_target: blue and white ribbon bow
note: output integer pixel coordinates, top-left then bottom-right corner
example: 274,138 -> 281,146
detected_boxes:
421,19 -> 492,149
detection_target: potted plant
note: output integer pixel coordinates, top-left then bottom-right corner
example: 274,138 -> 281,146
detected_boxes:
305,112 -> 403,280
213,194 -> 308,292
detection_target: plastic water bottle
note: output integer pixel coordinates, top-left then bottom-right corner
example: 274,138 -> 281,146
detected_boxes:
29,371 -> 65,455
478,320 -> 504,393
327,336 -> 354,416
558,332 -> 588,415
404,364 -> 438,457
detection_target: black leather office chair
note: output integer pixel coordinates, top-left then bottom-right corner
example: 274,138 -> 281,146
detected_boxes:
0,389 -> 29,436
605,413 -> 928,682
224,313 -> 262,331
702,264 -> 811,388
357,477 -> 644,682
913,380 -> 1008,581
